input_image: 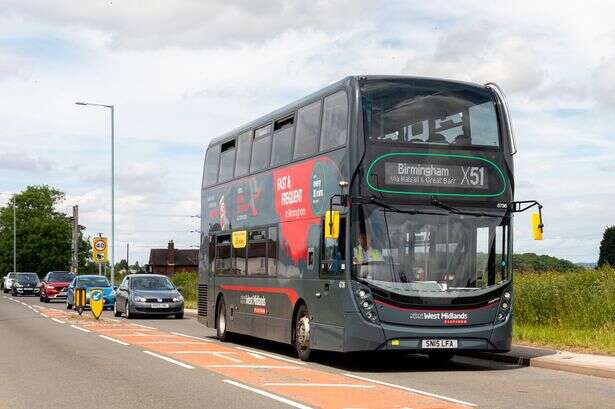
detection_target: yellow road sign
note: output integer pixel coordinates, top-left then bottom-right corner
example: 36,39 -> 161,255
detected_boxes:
93,237 -> 108,263
90,288 -> 104,320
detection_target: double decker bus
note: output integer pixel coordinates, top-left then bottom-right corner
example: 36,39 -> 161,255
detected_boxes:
198,76 -> 543,361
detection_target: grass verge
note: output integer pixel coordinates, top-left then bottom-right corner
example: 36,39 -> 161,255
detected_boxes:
513,267 -> 615,355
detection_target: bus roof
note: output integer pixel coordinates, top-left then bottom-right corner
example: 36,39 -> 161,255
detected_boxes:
205,75 -> 489,148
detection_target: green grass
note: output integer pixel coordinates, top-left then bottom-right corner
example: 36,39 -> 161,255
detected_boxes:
513,267 -> 615,355
172,271 -> 197,309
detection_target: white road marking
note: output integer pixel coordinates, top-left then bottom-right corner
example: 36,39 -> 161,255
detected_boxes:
138,341 -> 201,345
132,323 -> 157,329
207,364 -> 299,369
223,379 -> 312,409
263,383 -> 376,388
234,346 -> 306,365
170,331 -> 212,342
51,318 -> 65,324
248,352 -> 266,360
70,325 -> 91,333
99,335 -> 129,346
96,328 -> 155,332
143,351 -> 194,369
170,351 -> 242,363
117,333 -> 177,338
40,313 -> 49,318
343,374 -> 476,407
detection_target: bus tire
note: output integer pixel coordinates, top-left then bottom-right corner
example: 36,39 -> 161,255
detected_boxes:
294,304 -> 313,362
216,298 -> 230,341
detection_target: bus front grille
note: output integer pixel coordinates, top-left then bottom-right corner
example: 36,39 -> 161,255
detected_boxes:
198,284 -> 208,317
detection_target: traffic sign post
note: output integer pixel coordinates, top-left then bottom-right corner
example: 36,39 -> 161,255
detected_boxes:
74,288 -> 86,316
92,236 -> 109,264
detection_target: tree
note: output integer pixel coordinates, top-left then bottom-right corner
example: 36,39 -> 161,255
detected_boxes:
513,253 -> 577,273
598,226 -> 615,267
0,186 -> 90,276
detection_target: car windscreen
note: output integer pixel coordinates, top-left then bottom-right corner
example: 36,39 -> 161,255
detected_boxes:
16,274 -> 39,284
48,272 -> 75,282
131,276 -> 175,291
77,277 -> 110,287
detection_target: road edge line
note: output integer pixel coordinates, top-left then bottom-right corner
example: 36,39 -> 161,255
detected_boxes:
99,334 -> 129,346
143,350 -> 194,369
222,379 -> 313,409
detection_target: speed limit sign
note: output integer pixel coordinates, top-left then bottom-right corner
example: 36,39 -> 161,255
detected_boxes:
92,237 -> 108,263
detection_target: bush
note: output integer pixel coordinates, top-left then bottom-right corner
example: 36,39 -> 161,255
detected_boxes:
513,267 -> 615,354
171,271 -> 197,309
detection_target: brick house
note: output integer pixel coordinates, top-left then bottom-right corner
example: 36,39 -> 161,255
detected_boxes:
147,241 -> 198,276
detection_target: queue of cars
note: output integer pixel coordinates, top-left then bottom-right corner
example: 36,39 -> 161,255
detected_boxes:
2,271 -> 185,319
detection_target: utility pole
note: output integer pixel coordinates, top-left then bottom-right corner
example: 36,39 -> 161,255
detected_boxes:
126,243 -> 129,271
13,198 -> 16,273
71,205 -> 79,274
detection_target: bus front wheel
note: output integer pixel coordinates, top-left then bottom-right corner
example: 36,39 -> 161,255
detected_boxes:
294,304 -> 313,361
217,298 -> 230,341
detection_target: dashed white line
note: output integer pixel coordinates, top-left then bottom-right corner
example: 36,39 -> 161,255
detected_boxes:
138,341 -> 201,345
170,351 -> 242,363
132,323 -> 157,330
263,383 -> 376,388
40,313 -> 49,318
223,379 -> 312,409
170,331 -> 212,342
51,318 -> 65,324
70,325 -> 91,333
143,351 -> 194,369
99,335 -> 129,346
234,346 -> 306,365
208,364 -> 299,369
343,374 -> 476,407
248,352 -> 266,360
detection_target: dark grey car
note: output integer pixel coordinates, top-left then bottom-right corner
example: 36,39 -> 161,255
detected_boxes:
114,274 -> 184,319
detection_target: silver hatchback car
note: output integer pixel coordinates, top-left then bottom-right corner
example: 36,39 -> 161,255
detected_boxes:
114,274 -> 184,319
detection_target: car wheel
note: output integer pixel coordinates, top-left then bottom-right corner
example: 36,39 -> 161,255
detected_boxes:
175,312 -> 184,319
66,302 -> 72,310
125,300 -> 132,319
113,303 -> 121,317
294,304 -> 313,362
216,298 -> 230,341
44,294 -> 50,303
39,294 -> 44,302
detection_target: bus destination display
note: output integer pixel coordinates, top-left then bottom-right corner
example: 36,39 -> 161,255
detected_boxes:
384,162 -> 488,189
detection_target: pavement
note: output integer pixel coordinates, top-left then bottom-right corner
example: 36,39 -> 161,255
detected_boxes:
2,295 -> 615,409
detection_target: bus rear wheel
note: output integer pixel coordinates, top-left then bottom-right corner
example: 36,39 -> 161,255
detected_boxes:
217,298 -> 230,341
294,304 -> 313,362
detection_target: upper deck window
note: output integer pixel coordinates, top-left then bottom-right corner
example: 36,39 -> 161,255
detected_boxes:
361,79 -> 500,148
271,115 -> 295,166
203,144 -> 220,186
250,125 -> 272,173
320,91 -> 348,151
294,100 -> 322,159
235,130 -> 252,177
218,139 -> 236,183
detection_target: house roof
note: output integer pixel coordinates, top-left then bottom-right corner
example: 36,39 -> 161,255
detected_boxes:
148,248 -> 199,266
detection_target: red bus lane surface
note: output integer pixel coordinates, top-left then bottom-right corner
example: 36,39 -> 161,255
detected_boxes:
36,306 -> 474,409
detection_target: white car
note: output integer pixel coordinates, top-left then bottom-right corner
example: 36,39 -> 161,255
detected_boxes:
2,272 -> 17,293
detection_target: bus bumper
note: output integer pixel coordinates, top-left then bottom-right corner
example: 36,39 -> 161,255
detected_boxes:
343,312 -> 512,353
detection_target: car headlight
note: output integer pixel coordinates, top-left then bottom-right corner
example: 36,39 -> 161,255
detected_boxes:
15,283 -> 23,288
172,295 -> 183,302
109,289 -> 116,296
47,285 -> 55,290
134,296 -> 146,302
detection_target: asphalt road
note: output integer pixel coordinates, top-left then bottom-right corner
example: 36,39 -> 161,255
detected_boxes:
1,295 -> 614,409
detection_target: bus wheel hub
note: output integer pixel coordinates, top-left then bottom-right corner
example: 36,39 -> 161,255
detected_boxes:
297,316 -> 310,349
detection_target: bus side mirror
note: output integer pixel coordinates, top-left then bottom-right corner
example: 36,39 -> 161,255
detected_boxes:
325,211 -> 340,239
532,212 -> 543,241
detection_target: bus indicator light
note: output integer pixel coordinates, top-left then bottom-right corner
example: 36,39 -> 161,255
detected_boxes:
391,339 -> 400,346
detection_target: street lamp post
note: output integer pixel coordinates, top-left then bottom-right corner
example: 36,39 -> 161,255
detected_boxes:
75,102 -> 115,285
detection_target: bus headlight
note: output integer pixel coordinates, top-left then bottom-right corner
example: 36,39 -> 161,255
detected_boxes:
496,289 -> 512,323
353,285 -> 379,324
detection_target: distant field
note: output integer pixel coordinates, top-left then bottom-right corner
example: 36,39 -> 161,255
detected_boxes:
513,267 -> 615,355
172,267 -> 615,355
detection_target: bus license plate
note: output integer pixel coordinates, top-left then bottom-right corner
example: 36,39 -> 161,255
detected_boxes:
422,339 -> 458,349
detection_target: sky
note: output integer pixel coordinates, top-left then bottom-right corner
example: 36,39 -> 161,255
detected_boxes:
0,0 -> 614,264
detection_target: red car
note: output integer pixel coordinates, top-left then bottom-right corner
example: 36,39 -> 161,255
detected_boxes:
40,271 -> 75,303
